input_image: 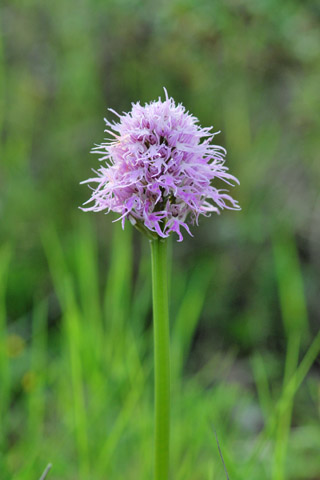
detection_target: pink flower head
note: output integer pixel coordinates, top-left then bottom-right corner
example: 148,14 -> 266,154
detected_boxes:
81,89 -> 240,241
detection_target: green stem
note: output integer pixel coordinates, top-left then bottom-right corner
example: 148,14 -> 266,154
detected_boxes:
150,238 -> 170,480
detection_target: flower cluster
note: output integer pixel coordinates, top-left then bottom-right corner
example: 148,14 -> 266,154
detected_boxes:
82,89 -> 240,241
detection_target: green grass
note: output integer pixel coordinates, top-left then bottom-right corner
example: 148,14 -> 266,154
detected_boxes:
1,0 -> 320,478
0,222 -> 319,479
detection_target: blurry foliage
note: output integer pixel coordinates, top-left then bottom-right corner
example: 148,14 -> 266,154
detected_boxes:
0,225 -> 319,479
0,0 -> 320,478
1,0 -> 319,339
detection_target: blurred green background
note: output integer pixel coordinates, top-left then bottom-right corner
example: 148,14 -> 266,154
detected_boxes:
1,0 -> 320,479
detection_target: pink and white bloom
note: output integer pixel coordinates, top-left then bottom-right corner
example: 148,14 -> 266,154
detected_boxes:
82,89 -> 240,241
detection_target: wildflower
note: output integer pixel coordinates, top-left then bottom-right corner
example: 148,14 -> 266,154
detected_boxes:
82,89 -> 240,241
